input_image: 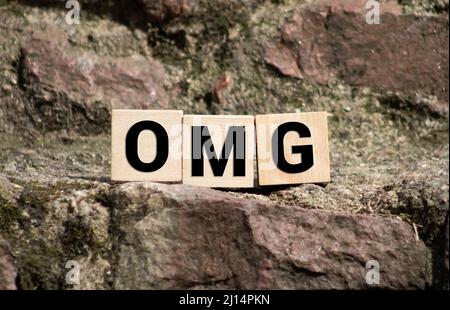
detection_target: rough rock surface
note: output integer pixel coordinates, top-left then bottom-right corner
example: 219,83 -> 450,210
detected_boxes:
0,0 -> 448,290
0,235 -> 17,290
445,215 -> 449,289
265,0 -> 449,102
0,177 -> 112,289
112,182 -> 431,289
19,29 -> 168,133
136,0 -> 192,24
20,0 -> 262,25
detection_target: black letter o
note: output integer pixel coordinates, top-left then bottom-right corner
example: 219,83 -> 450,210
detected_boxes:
125,121 -> 169,172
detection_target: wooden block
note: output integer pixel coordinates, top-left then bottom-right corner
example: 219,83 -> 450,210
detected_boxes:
111,110 -> 183,182
183,115 -> 255,188
255,112 -> 330,186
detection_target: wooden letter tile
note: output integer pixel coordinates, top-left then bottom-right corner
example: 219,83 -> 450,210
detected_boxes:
111,110 -> 183,182
183,115 -> 255,188
256,112 -> 330,186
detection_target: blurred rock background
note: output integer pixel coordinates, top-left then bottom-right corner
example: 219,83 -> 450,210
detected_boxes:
0,0 -> 448,289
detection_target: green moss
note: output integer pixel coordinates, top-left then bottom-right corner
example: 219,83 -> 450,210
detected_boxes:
13,181 -> 111,289
93,186 -> 112,207
17,184 -> 52,224
399,0 -> 449,14
18,180 -> 96,206
0,0 -> 12,7
61,217 -> 97,258
148,1 -> 258,114
16,240 -> 65,290
0,195 -> 22,233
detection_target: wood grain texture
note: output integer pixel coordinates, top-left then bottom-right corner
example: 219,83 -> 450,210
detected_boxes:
182,115 -> 255,188
256,112 -> 330,186
111,110 -> 183,182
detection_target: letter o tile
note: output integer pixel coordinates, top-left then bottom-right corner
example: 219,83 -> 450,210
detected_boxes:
111,110 -> 183,182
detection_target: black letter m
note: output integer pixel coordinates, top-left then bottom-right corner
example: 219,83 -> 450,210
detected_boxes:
191,126 -> 246,177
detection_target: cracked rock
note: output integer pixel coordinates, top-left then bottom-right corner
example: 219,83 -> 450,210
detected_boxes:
111,182 -> 432,289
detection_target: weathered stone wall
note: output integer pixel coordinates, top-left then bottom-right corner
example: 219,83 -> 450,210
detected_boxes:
0,0 -> 448,289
